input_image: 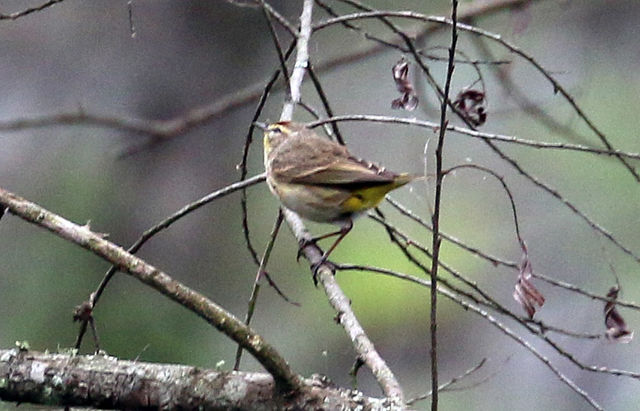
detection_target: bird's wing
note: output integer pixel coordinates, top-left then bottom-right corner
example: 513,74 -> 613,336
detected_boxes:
289,156 -> 398,188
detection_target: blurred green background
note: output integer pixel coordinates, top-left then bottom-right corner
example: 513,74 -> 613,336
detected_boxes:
1,1 -> 639,410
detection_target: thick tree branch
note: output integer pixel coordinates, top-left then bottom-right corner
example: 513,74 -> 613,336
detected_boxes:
0,349 -> 387,410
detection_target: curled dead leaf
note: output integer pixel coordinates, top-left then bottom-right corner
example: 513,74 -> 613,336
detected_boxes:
391,57 -> 418,111
513,241 -> 545,318
453,89 -> 487,126
604,286 -> 634,343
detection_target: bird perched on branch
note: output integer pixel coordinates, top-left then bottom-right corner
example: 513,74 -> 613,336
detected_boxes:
256,121 -> 416,281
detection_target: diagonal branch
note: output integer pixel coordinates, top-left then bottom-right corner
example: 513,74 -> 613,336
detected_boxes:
272,0 -> 405,405
0,186 -> 302,393
0,0 -> 64,20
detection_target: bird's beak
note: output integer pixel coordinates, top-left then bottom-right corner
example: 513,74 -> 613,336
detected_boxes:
253,121 -> 268,131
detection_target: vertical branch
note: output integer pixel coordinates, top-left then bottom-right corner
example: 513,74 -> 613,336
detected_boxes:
280,0 -> 313,122
275,0 -> 405,404
430,1 -> 458,410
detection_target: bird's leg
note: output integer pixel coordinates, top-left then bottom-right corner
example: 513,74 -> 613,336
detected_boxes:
310,220 -> 353,285
296,228 -> 343,262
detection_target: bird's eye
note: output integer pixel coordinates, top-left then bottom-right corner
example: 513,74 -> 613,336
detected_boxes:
270,126 -> 283,134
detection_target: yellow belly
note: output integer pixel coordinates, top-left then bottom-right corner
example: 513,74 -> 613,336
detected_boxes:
267,178 -> 398,223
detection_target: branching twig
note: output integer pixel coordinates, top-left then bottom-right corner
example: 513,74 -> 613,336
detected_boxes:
0,186 -> 302,392
0,2 -> 537,145
312,10 -> 639,181
336,264 -> 603,410
72,173 -> 266,348
369,215 -> 640,383
384,197 -> 640,313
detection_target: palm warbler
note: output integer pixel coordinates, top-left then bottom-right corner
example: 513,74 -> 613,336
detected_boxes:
257,121 -> 415,275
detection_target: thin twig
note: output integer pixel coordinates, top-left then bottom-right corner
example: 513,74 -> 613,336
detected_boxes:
234,210 -> 284,370
384,196 -> 640,313
470,34 -> 591,145
238,42 -> 297,266
385,196 -> 518,268
312,10 -> 639,181
336,264 -> 603,410
429,3 -> 458,408
407,358 -> 487,405
445,164 -> 523,242
307,64 -> 345,145
76,173 -> 266,349
370,215 -> 640,382
259,0 -> 291,96
0,2 -> 538,144
307,114 -> 640,160
316,0 -> 509,68
0,0 -> 64,20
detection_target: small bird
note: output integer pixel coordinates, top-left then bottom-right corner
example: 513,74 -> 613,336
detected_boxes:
257,121 -> 416,278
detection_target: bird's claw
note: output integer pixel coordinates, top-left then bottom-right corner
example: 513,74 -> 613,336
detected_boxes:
310,258 -> 336,286
297,237 -> 317,262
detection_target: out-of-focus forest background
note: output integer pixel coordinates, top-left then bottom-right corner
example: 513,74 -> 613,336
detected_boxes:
0,1 -> 639,409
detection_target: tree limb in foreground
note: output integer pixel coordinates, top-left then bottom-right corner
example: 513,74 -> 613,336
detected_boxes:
0,349 -> 389,410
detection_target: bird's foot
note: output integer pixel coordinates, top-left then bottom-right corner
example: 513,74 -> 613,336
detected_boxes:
297,237 -> 317,262
310,258 -> 336,286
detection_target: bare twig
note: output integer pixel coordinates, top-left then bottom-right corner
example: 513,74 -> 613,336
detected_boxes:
307,114 -> 640,160
234,210 -> 284,370
312,10 -> 639,181
384,196 -> 640,313
445,164 -> 523,242
369,214 -> 640,383
75,173 -> 266,349
307,64 -> 345,145
238,42 -> 297,266
0,0 -> 64,20
407,358 -> 487,405
428,2 -> 459,408
259,0 -> 292,95
0,2 -> 536,144
336,264 -> 603,410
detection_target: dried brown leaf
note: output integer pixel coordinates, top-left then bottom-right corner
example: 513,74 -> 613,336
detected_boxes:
453,89 -> 487,126
391,57 -> 418,111
513,241 -> 545,318
604,286 -> 634,343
